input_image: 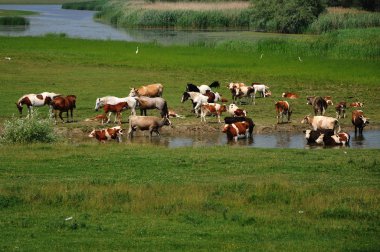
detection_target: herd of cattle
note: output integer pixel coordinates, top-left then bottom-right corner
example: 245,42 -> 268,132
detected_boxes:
15,81 -> 370,145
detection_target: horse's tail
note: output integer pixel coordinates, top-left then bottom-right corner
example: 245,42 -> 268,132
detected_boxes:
161,101 -> 169,118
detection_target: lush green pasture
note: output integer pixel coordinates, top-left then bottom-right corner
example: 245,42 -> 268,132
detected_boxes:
0,144 -> 379,251
0,35 -> 379,250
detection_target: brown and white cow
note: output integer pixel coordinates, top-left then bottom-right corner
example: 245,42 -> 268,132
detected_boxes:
227,104 -> 246,117
200,103 -> 227,123
315,131 -> 350,146
306,96 -> 328,115
301,115 -> 341,134
335,101 -> 347,119
282,92 -> 299,99
222,121 -> 250,141
350,102 -> 364,108
88,126 -> 123,143
224,117 -> 255,137
352,110 -> 369,135
275,101 -> 292,124
128,115 -> 172,138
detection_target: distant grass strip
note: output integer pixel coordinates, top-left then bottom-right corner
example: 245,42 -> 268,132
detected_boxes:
0,9 -> 37,17
309,12 -> 380,33
62,0 -> 106,11
0,16 -> 29,25
97,1 -> 253,29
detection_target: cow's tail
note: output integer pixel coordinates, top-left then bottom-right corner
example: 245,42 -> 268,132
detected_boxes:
161,101 -> 169,118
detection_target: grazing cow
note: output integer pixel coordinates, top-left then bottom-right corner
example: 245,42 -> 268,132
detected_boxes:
134,96 -> 169,118
301,115 -> 340,134
232,86 -> 255,105
251,83 -> 270,104
224,117 -> 255,137
128,115 -> 172,138
307,96 -> 328,115
103,102 -> 130,124
350,102 -> 364,108
352,110 -> 369,135
222,121 -> 250,141
88,126 -> 123,143
200,103 -> 227,123
227,82 -> 246,103
282,92 -> 299,99
315,131 -> 350,146
181,92 -> 208,116
275,101 -> 292,124
85,114 -> 108,124
50,95 -> 76,124
335,101 -> 347,119
129,83 -> 163,97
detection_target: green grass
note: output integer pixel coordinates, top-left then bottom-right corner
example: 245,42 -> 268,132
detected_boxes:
0,9 -> 37,17
0,16 -> 29,25
0,34 -> 379,250
0,144 -> 379,251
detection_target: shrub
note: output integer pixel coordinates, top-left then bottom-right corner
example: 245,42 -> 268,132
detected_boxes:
0,112 -> 57,144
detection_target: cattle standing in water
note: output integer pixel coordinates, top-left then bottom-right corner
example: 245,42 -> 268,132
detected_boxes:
315,131 -> 350,146
307,96 -> 328,115
134,96 -> 169,118
282,92 -> 299,99
303,129 -> 334,144
129,83 -> 163,97
50,95 -> 76,124
224,117 -> 255,137
275,101 -> 292,124
335,101 -> 347,119
301,115 -> 340,134
128,115 -> 172,138
200,103 -> 227,123
352,110 -> 369,135
222,121 -> 250,141
88,126 -> 123,143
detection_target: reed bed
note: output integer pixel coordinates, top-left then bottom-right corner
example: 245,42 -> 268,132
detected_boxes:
61,0 -> 106,11
0,16 -> 29,25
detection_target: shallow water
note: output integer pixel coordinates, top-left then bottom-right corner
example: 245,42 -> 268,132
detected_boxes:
0,5 -> 308,45
87,129 -> 380,149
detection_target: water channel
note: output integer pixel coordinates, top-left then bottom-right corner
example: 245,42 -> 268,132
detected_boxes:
1,4 -> 379,149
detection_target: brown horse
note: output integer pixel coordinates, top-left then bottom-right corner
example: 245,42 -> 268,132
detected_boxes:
103,101 -> 130,124
50,95 -> 76,123
129,83 -> 164,97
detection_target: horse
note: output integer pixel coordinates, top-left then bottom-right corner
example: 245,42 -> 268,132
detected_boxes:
94,96 -> 138,122
181,91 -> 209,116
129,83 -> 163,97
50,95 -> 76,124
134,96 -> 169,118
251,83 -> 270,104
15,92 -> 60,117
103,102 -> 130,124
186,81 -> 220,94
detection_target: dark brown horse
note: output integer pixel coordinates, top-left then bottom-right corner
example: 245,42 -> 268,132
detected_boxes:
50,95 -> 76,123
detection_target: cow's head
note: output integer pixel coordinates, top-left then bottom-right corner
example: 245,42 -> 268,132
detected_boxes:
306,96 -> 314,105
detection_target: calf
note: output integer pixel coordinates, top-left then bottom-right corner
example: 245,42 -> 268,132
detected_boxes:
352,110 -> 369,135
200,103 -> 227,123
350,102 -> 364,108
224,116 -> 255,137
85,114 -> 108,124
222,121 -> 250,141
315,131 -> 350,146
301,115 -> 340,134
227,104 -> 246,117
307,96 -> 328,115
282,92 -> 299,99
335,101 -> 347,119
275,101 -> 292,124
128,115 -> 172,138
88,126 -> 123,143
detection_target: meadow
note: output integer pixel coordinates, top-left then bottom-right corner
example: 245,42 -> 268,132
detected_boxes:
0,34 -> 379,250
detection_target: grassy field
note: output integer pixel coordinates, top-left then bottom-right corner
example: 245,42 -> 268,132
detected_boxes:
0,34 -> 379,250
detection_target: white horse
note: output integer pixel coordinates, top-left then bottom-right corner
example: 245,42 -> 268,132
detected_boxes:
16,92 -> 60,117
181,91 -> 208,116
94,96 -> 138,123
252,84 -> 270,104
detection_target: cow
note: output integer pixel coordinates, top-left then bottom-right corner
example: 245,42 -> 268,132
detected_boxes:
301,115 -> 340,134
200,103 -> 227,123
307,96 -> 328,115
275,101 -> 292,124
303,129 -> 334,144
251,83 -> 270,104
222,121 -> 250,141
232,86 -> 255,105
350,102 -> 364,108
224,117 -> 255,137
227,82 -> 246,103
324,96 -> 334,106
352,110 -> 369,135
129,83 -> 163,97
335,101 -> 347,119
315,131 -> 350,146
128,115 -> 172,138
88,126 -> 123,143
282,92 -> 299,99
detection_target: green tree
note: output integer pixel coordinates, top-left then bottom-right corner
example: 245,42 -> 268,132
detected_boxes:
250,0 -> 326,33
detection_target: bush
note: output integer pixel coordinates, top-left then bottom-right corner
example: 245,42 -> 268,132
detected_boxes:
0,112 -> 57,144
250,0 -> 326,33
